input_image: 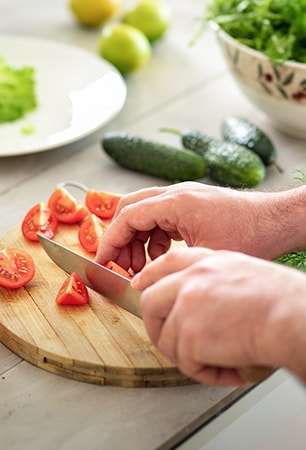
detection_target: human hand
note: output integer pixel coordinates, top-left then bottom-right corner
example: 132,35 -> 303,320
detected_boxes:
132,247 -> 306,386
96,181 -> 286,273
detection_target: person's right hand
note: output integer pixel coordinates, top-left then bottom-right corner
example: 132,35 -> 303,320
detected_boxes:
132,247 -> 306,386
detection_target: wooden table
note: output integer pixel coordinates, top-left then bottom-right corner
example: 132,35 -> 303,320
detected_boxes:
1,1 -> 306,449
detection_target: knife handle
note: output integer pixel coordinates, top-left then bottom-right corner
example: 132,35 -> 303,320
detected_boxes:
236,365 -> 275,383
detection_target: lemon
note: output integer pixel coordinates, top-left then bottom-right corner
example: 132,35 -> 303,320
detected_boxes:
69,0 -> 123,27
98,23 -> 151,75
122,0 -> 171,42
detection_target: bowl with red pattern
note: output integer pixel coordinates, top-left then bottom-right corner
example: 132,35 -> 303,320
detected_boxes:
216,28 -> 306,139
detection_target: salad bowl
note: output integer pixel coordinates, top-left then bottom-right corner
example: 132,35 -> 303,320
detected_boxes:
215,28 -> 306,140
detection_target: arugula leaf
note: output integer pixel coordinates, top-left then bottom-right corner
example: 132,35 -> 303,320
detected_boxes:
275,252 -> 306,272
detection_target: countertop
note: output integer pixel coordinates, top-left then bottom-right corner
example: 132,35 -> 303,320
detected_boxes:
1,1 -> 306,449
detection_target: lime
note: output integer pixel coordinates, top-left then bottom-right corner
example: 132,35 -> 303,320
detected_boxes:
122,0 -> 171,42
98,23 -> 151,75
69,0 -> 123,27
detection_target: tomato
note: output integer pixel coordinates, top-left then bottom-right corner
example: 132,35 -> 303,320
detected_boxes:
104,261 -> 133,279
78,214 -> 106,254
56,272 -> 89,306
0,248 -> 35,289
48,187 -> 88,224
21,202 -> 58,242
85,189 -> 121,220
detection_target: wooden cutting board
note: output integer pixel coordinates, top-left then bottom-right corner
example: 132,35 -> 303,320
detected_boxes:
0,224 -> 192,387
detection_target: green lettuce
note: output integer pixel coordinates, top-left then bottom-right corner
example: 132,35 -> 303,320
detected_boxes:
0,55 -> 37,123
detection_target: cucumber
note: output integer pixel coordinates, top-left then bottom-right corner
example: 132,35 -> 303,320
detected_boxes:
221,115 -> 283,172
161,127 -> 266,188
160,127 -> 215,152
202,140 -> 266,188
101,132 -> 207,182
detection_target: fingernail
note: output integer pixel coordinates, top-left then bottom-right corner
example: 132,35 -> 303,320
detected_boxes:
131,273 -> 140,287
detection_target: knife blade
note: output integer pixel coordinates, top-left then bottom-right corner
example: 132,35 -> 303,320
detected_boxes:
37,233 -> 142,318
37,233 -> 275,384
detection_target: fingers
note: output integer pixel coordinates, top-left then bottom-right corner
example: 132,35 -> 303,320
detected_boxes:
95,202 -> 158,266
139,272 -> 180,345
139,267 -> 246,387
186,365 -> 246,387
112,186 -> 166,220
96,190 -> 183,270
147,227 -> 172,260
132,247 -> 213,290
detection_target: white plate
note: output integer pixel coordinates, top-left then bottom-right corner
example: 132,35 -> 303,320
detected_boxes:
0,33 -> 127,157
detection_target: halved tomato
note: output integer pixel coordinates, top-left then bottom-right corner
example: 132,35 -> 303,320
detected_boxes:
21,202 -> 58,242
0,248 -> 35,289
104,261 -> 133,279
78,214 -> 107,254
56,272 -> 89,306
48,187 -> 88,224
85,189 -> 121,220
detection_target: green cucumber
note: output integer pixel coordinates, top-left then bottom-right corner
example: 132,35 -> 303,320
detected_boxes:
101,132 -> 207,182
160,127 -> 266,188
221,115 -> 283,172
202,140 -> 266,188
160,127 -> 215,152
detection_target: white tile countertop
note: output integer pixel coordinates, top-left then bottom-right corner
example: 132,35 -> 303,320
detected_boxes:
1,1 -> 306,449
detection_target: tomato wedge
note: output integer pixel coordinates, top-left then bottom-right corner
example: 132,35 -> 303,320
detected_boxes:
21,202 -> 58,242
56,272 -> 89,306
0,248 -> 35,289
48,187 -> 88,224
85,189 -> 121,220
104,261 -> 133,279
78,214 -> 107,254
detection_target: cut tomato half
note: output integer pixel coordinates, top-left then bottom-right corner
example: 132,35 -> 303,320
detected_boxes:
104,261 -> 133,279
56,272 -> 89,306
48,187 -> 88,224
85,189 -> 121,220
0,248 -> 35,289
78,214 -> 107,254
21,202 -> 58,242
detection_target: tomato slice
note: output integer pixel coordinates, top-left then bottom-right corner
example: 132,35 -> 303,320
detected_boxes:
21,202 -> 58,242
85,189 -> 121,220
48,187 -> 88,224
78,214 -> 107,254
104,261 -> 133,279
56,272 -> 89,306
0,248 -> 35,289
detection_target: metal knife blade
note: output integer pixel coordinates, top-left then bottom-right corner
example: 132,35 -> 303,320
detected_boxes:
37,233 -> 142,318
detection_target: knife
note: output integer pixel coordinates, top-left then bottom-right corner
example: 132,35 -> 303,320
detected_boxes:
37,233 -> 275,383
37,233 -> 142,318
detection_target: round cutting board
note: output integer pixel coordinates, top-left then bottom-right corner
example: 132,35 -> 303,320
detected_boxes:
0,224 -> 192,387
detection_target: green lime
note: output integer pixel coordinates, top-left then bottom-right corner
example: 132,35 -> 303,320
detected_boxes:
122,0 -> 171,42
98,23 -> 151,75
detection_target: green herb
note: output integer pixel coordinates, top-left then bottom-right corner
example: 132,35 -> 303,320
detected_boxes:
274,166 -> 306,270
275,252 -> 306,271
292,168 -> 306,183
0,55 -> 37,123
201,0 -> 306,64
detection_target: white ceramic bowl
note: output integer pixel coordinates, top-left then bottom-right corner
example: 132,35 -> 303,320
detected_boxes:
215,27 -> 306,139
